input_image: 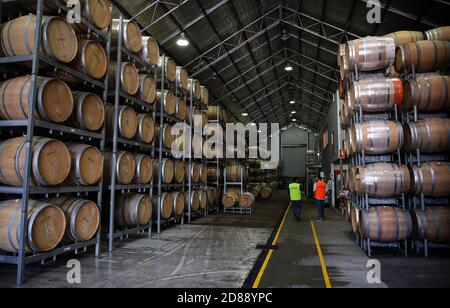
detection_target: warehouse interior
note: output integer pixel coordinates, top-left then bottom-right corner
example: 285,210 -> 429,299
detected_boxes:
0,0 -> 449,289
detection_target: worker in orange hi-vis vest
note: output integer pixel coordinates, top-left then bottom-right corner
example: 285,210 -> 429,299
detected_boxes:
313,177 -> 328,221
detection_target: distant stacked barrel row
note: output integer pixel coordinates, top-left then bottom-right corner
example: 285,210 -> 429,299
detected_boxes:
338,26 -> 450,244
0,1 -> 115,253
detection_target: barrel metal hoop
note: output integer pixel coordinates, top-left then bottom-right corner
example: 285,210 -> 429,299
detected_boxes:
70,200 -> 85,242
15,141 -> 26,185
0,80 -> 14,119
374,207 -> 382,242
392,207 -> 400,242
429,163 -> 437,197
425,78 -> 432,112
442,76 -> 449,110
425,120 -> 432,153
76,93 -> 88,130
133,195 -> 144,226
36,77 -> 50,122
431,41 -> 438,71
9,203 -> 22,253
431,208 -> 440,242
416,42 -> 422,72
75,144 -> 89,185
33,138 -> 51,186
27,203 -> 50,253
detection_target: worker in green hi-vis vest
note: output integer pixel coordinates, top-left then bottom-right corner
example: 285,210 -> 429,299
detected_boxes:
289,180 -> 304,222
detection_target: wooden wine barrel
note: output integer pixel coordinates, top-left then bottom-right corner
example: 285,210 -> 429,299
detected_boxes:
106,104 -> 138,140
138,75 -> 156,105
176,66 -> 189,92
222,191 -> 239,209
0,15 -> 78,63
348,78 -> 403,112
105,151 -> 136,185
171,192 -> 185,217
345,37 -> 396,72
189,79 -> 202,100
411,162 -> 450,197
395,40 -> 450,73
348,167 -> 357,193
116,194 -> 152,227
404,118 -> 450,154
155,158 -> 173,184
49,197 -> 99,242
71,92 -> 105,132
175,97 -> 188,121
260,187 -> 273,200
359,206 -> 412,242
73,40 -> 108,79
0,137 -> 71,187
158,56 -> 177,83
174,160 -> 186,184
141,36 -> 160,66
355,163 -> 411,198
201,86 -> 209,106
226,165 -> 242,182
402,76 -> 450,112
411,207 -> 450,243
193,163 -> 202,183
239,192 -> 255,209
207,188 -> 217,206
425,26 -> 450,41
207,106 -> 222,121
249,186 -> 262,198
199,190 -> 208,210
0,199 -> 66,253
109,62 -> 140,95
135,114 -> 155,144
207,167 -> 222,182
385,31 -> 425,46
155,124 -> 174,149
112,19 -> 142,53
185,191 -> 200,212
134,154 -> 153,185
350,206 -> 361,234
0,76 -> 74,123
352,120 -> 404,155
200,164 -> 208,183
156,90 -> 176,115
65,143 -> 103,186
153,193 -> 173,220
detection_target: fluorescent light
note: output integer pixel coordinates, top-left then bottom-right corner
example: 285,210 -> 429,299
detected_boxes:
285,65 -> 293,71
242,113 -> 249,117
292,119 -> 297,122
291,111 -> 297,114
176,33 -> 189,47
289,100 -> 295,105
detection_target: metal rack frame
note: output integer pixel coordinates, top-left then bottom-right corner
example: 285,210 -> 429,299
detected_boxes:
0,0 -> 111,285
224,166 -> 252,215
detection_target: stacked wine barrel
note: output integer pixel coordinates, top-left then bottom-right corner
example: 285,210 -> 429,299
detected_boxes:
338,27 -> 450,253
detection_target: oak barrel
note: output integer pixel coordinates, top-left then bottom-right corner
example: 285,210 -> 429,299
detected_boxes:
49,197 -> 100,242
411,162 -> 450,197
138,75 -> 156,105
0,76 -> 74,123
352,120 -> 404,155
71,91 -> 105,132
156,90 -> 176,115
0,199 -> 66,253
0,137 -> 71,187
155,124 -> 174,149
0,15 -> 78,63
112,19 -> 142,53
176,66 -> 189,92
260,187 -> 273,200
200,164 -> 208,183
65,143 -> 103,186
249,186 -> 262,198
404,118 -> 450,154
348,78 -> 403,112
345,37 -> 396,72
135,113 -> 155,144
385,31 -> 425,46
134,154 -> 153,185
185,191 -> 200,212
72,40 -> 108,79
199,190 -> 208,210
402,76 -> 450,112
175,97 -> 188,121
109,62 -> 140,95
116,194 -> 152,227
174,160 -> 186,184
153,193 -> 174,220
201,86 -> 209,106
106,104 -> 138,140
189,79 -> 202,100
395,40 -> 450,73
226,165 -> 242,182
104,151 -> 136,185
158,56 -> 177,83
411,207 -> 450,243
160,158 -> 175,184
222,191 -> 239,209
425,26 -> 450,41
171,192 -> 185,217
355,163 -> 411,198
140,36 -> 160,66
350,206 -> 361,234
207,166 -> 223,182
239,192 -> 255,209
359,206 -> 412,242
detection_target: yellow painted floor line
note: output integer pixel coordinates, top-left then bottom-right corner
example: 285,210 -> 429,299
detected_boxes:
311,221 -> 332,289
252,203 -> 292,289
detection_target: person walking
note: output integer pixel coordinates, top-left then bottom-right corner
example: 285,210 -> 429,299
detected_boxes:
314,178 -> 327,221
289,180 -> 303,221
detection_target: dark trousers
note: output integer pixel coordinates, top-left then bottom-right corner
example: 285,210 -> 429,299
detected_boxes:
316,200 -> 325,220
292,200 -> 302,218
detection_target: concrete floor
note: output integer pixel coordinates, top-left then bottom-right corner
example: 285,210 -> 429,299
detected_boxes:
0,192 -> 449,288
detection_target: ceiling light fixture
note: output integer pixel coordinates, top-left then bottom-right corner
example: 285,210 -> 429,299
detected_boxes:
289,100 -> 296,105
291,111 -> 297,114
292,119 -> 297,122
285,64 -> 293,72
242,113 -> 248,117
176,33 -> 189,47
